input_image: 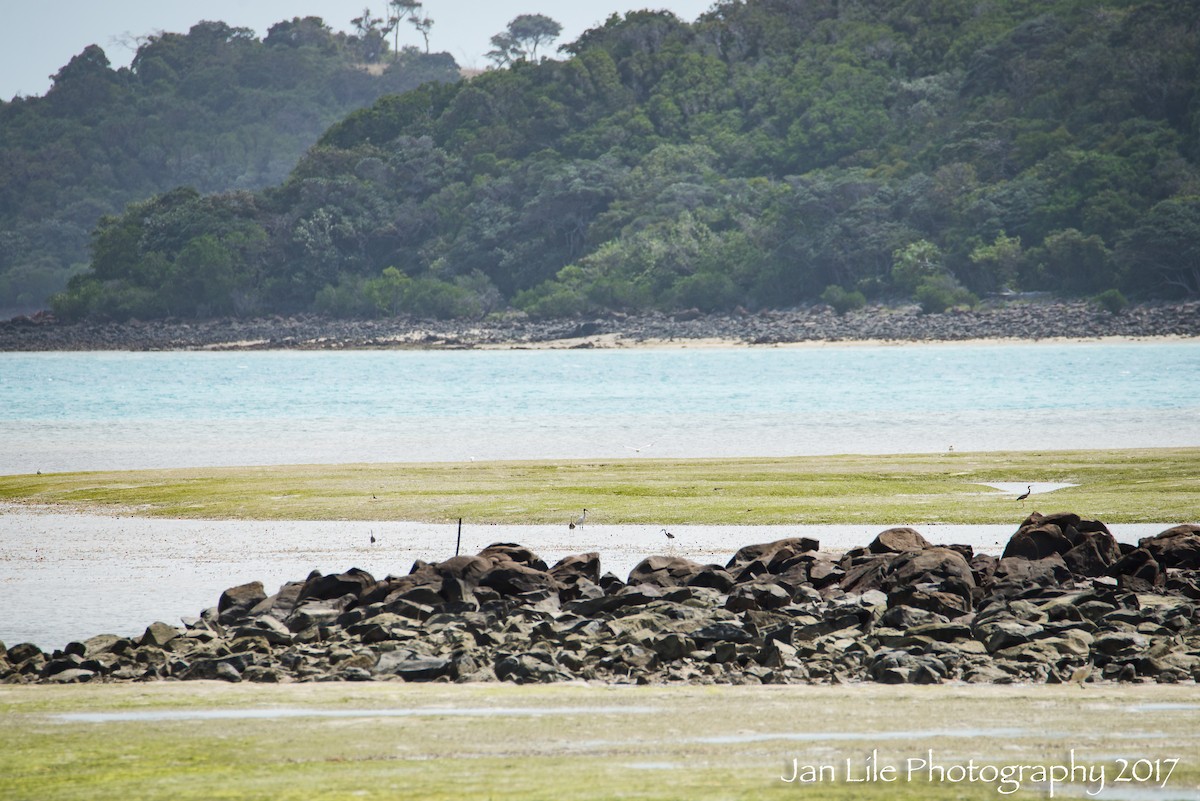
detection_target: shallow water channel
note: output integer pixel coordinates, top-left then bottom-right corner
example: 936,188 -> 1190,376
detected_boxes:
0,508 -> 1174,651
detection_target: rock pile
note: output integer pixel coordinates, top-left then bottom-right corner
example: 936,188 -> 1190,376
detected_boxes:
5,514 -> 1200,686
2,300 -> 1198,351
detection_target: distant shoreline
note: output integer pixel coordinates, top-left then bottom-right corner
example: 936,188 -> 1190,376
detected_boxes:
1,299 -> 1198,351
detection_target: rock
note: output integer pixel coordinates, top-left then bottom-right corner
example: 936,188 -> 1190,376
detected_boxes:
1107,548 -> 1163,588
881,548 -> 975,592
628,555 -> 704,588
1063,530 -> 1122,577
977,619 -> 1044,653
692,621 -> 756,645
650,632 -> 696,661
991,554 -> 1072,589
725,581 -> 792,612
1139,525 -> 1200,570
1002,520 -> 1073,561
478,543 -> 549,571
550,552 -> 601,585
140,621 -> 182,648
218,581 -> 267,621
726,538 -> 819,569
339,666 -> 374,681
47,668 -> 95,684
1094,632 -> 1150,656
480,563 -> 561,596
392,655 -> 453,682
181,656 -> 246,682
494,653 -> 563,683
7,643 -> 42,664
840,555 -> 895,594
298,568 -> 376,602
82,634 -> 125,657
869,527 -> 933,554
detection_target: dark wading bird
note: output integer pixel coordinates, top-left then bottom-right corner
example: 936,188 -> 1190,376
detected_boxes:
661,528 -> 675,540
569,508 -> 588,529
1016,485 -> 1032,502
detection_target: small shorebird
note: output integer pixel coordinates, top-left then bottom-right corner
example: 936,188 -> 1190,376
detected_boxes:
1016,485 -> 1032,502
369,530 -> 376,544
661,528 -> 675,540
1068,660 -> 1093,688
569,508 -> 588,530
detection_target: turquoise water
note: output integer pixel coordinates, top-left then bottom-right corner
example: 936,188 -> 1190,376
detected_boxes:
1,341 -> 1198,473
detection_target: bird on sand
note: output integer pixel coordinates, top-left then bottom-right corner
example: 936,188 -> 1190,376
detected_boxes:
1016,485 -> 1032,502
369,530 -> 376,544
1068,660 -> 1093,688
661,528 -> 675,540
569,508 -> 588,530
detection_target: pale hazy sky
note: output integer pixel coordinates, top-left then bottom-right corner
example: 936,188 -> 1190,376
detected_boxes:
0,0 -> 717,101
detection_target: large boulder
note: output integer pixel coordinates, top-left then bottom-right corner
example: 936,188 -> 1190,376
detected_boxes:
218,581 -> 267,622
869,527 -> 932,554
1002,519 -> 1073,561
880,548 -> 976,593
1062,530 -> 1122,577
630,556 -> 716,589
479,561 -> 561,596
297,568 -> 376,603
1107,548 -> 1164,589
434,555 -> 492,585
478,543 -> 549,571
1139,525 -> 1200,570
991,554 -> 1072,589
726,537 -> 819,570
550,552 -> 601,585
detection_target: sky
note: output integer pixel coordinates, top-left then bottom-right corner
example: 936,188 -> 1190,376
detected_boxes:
0,0 -> 717,100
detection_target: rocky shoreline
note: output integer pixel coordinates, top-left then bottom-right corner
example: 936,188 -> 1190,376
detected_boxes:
6,513 -> 1200,686
2,300 -> 1199,350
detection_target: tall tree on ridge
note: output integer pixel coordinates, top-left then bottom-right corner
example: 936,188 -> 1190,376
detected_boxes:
387,0 -> 422,59
487,14 -> 561,66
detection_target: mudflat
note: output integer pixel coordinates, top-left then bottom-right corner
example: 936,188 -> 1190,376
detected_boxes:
2,682 -> 1197,800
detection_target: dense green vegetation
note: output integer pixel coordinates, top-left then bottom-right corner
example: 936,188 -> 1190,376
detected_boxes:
49,0 -> 1200,321
0,17 -> 460,315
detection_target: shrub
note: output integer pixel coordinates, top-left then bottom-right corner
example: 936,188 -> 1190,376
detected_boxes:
820,284 -> 866,315
915,274 -> 978,314
1092,288 -> 1129,314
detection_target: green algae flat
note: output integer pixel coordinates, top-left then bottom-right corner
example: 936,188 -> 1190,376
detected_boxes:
1,682 -> 1197,801
1,447 -> 1197,525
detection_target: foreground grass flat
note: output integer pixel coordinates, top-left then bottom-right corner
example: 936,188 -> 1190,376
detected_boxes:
2,682 -> 1198,801
1,447 -> 1197,525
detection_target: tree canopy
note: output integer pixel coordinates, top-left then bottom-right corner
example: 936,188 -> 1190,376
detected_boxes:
0,16 -> 459,315
45,0 -> 1200,322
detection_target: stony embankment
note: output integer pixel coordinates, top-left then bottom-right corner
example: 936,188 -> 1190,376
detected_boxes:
5,513 -> 1200,686
2,300 -> 1198,350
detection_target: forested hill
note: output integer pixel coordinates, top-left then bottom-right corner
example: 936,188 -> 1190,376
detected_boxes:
0,18 -> 459,316
54,0 -> 1200,322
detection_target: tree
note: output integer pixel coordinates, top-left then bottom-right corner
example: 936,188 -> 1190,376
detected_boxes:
351,7 -> 388,63
386,1 -> 423,60
891,239 -> 944,293
488,14 -> 561,66
1116,197 -> 1200,297
968,232 -> 1024,292
411,16 -> 434,54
